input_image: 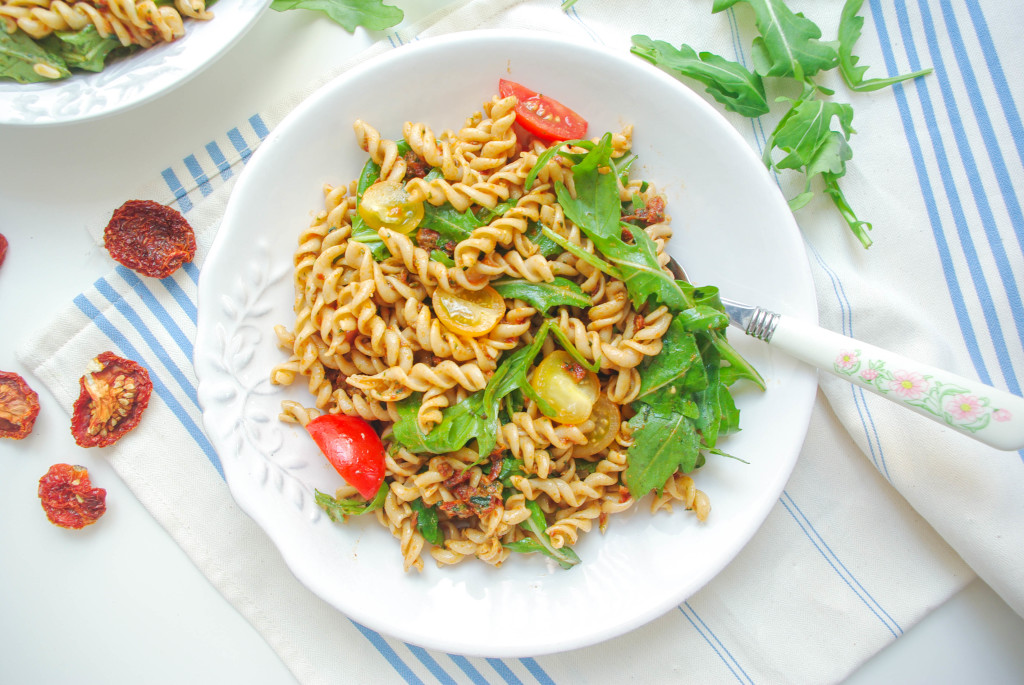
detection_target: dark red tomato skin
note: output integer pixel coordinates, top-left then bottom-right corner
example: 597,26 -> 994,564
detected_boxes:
498,79 -> 588,142
306,414 -> 386,500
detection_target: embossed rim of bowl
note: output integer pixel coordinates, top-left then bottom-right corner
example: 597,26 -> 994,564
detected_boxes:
194,29 -> 818,657
0,0 -> 270,126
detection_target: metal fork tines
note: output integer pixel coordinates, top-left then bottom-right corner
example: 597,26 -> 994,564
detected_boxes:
721,298 -> 780,343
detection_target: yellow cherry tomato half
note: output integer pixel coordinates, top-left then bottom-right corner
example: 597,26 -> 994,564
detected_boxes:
433,285 -> 506,338
358,179 -> 424,235
529,350 -> 600,425
574,394 -> 621,457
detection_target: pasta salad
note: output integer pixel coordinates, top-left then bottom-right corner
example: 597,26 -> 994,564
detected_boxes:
0,0 -> 214,82
270,82 -> 763,571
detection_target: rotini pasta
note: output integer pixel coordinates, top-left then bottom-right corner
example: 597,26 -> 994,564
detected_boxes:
272,84 -> 760,572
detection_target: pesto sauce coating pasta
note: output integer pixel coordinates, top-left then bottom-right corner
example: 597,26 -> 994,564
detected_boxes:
271,91 -> 711,572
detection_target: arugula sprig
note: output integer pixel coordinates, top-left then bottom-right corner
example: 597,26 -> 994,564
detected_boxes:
315,481 -> 388,521
271,0 -> 403,32
631,0 -> 932,248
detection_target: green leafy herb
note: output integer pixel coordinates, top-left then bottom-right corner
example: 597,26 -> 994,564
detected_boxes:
409,498 -> 444,546
48,26 -> 123,73
350,156 -> 391,260
632,0 -> 930,248
270,0 -> 403,32
315,482 -> 388,521
0,29 -> 69,84
554,133 -> 688,311
503,499 -> 581,569
713,0 -> 838,81
630,36 -> 769,118
419,203 -> 480,244
838,0 -> 932,91
523,221 -> 563,258
429,250 -> 455,267
624,392 -> 704,497
491,277 -> 591,314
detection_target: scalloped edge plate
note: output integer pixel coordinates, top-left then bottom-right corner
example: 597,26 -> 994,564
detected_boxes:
0,0 -> 270,126
195,29 -> 818,657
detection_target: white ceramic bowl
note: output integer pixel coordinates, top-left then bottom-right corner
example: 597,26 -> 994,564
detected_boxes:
195,29 -> 818,657
0,0 -> 270,125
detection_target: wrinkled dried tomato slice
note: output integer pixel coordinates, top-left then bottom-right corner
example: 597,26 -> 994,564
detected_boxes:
71,352 -> 153,448
0,370 -> 40,440
103,199 -> 196,279
0,232 -> 8,268
38,463 -> 107,529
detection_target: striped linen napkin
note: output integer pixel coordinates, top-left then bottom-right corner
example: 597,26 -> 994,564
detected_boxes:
19,1 -> 1023,683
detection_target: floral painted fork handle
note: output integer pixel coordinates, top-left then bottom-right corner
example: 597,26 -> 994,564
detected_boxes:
724,299 -> 1024,451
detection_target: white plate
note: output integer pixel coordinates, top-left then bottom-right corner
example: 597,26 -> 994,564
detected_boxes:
0,0 -> 270,125
195,30 -> 818,657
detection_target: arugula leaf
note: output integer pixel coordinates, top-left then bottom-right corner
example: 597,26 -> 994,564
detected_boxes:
554,134 -> 687,311
524,221 -> 563,258
491,277 -> 591,313
0,29 -> 69,84
409,498 -> 444,546
636,317 -> 705,400
763,94 -> 873,247
50,26 -> 123,73
624,392 -> 703,497
270,0 -> 403,32
503,499 -> 581,569
315,482 -> 388,521
838,0 -> 932,92
524,139 -> 587,191
634,0 -> 929,248
630,36 -> 770,118
419,203 -> 479,244
429,249 -> 455,267
392,392 -> 496,457
350,156 -> 391,260
713,0 -> 838,81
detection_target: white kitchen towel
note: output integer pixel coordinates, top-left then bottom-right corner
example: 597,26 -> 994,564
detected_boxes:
20,1 -> 1023,683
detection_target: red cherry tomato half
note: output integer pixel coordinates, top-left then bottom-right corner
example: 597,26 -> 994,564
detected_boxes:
498,79 -> 588,142
306,414 -> 386,500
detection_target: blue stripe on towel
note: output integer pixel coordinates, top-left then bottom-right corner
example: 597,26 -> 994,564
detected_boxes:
115,267 -> 195,361
72,293 -> 224,478
350,621 -> 423,684
486,658 -> 522,685
405,645 -> 456,685
205,141 -> 234,181
228,126 -> 254,164
678,602 -> 752,685
962,0 -> 1024,171
161,167 -> 193,213
157,273 -> 199,326
780,491 -> 901,637
249,113 -> 270,142
871,1 -> 991,384
519,658 -> 555,685
94,277 -> 199,409
919,1 -> 1024,347
447,654 -> 490,684
184,154 -> 213,198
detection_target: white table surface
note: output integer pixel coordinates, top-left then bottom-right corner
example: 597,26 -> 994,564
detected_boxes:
1,3 -> 1023,683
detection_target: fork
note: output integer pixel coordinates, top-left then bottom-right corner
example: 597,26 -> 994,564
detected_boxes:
666,257 -> 1024,451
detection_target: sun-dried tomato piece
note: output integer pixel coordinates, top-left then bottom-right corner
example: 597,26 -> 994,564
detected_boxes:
38,463 -> 107,529
0,370 -> 40,440
103,199 -> 196,279
0,232 -> 8,268
70,352 -> 153,448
